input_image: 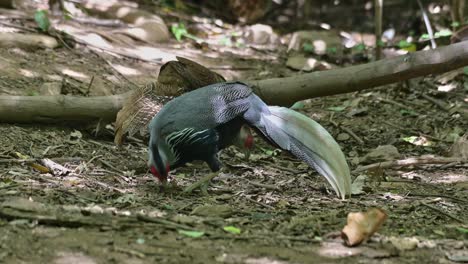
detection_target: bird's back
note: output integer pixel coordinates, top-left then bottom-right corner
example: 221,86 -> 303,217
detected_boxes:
150,82 -> 253,136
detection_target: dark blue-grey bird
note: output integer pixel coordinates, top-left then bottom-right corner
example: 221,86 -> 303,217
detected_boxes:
148,81 -> 351,199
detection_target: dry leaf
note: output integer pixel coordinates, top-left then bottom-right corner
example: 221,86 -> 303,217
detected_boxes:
341,208 -> 387,246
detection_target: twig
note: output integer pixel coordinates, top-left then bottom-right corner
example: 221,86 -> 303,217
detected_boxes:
416,0 -> 437,49
420,93 -> 450,111
249,181 -> 280,191
421,202 -> 464,223
381,120 -> 444,142
40,158 -> 71,176
407,193 -> 467,204
354,156 -> 466,173
374,0 -> 383,60
378,97 -> 421,115
0,157 -> 82,164
86,75 -> 95,95
258,160 -> 303,174
244,196 -> 275,210
330,120 -> 364,145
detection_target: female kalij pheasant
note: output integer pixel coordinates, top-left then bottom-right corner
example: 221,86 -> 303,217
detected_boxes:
148,82 -> 351,199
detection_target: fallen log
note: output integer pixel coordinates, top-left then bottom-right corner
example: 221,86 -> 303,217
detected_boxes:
1,41 -> 467,124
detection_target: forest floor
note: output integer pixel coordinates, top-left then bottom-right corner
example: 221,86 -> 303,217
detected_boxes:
0,5 -> 467,264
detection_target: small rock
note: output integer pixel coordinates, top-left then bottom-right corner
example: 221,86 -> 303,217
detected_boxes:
337,133 -> 350,141
286,55 -> 318,72
246,24 -> 276,45
363,145 -> 400,163
39,82 -> 62,95
388,237 -> 419,251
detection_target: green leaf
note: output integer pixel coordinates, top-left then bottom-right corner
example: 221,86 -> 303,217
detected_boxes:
327,106 -> 346,112
34,10 -> 50,32
178,230 -> 204,238
327,47 -> 337,54
302,43 -> 314,53
171,23 -> 188,42
434,29 -> 452,38
354,43 -> 365,52
290,101 -> 305,110
451,21 -> 460,28
456,227 -> 468,234
398,40 -> 412,48
463,67 -> 468,75
223,226 -> 241,234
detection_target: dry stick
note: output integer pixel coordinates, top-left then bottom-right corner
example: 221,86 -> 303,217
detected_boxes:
249,41 -> 468,106
330,120 -> 364,145
249,181 -> 280,191
381,120 -> 444,142
408,193 -> 468,204
244,196 -> 275,210
420,93 -> 450,111
416,0 -> 437,49
421,202 -> 464,223
2,42 -> 468,124
0,157 -> 82,164
374,0 -> 383,60
354,156 -> 465,173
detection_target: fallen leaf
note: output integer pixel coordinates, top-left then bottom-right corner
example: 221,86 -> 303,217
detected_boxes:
351,175 -> 366,195
178,230 -> 204,238
341,208 -> 387,246
223,226 -> 241,234
388,236 -> 419,251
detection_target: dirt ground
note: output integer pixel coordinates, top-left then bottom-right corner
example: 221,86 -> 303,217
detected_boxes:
0,7 -> 467,264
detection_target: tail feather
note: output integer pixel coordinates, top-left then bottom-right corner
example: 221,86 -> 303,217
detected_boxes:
257,106 -> 352,199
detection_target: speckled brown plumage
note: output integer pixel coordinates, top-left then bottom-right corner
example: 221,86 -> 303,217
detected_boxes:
114,56 -> 225,145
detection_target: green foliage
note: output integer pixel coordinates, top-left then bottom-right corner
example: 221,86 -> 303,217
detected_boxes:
327,106 -> 346,112
451,21 -> 460,28
326,47 -> 337,54
354,43 -> 366,52
376,40 -> 385,47
456,227 -> 468,234
178,230 -> 204,238
223,226 -> 241,234
171,23 -> 188,41
27,89 -> 39,96
171,23 -> 200,42
302,42 -> 314,53
34,10 -> 50,32
421,29 -> 452,40
398,40 -> 412,48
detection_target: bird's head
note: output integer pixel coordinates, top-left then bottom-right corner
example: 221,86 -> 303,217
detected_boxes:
148,143 -> 170,182
234,125 -> 254,159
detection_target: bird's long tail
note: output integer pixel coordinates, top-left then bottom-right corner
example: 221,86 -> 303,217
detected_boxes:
248,102 -> 352,199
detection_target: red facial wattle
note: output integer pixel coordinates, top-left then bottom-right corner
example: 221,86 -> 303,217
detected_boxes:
244,135 -> 254,149
150,164 -> 170,182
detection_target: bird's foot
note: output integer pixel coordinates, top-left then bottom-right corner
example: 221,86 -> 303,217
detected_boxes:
182,171 -> 219,194
158,177 -> 180,193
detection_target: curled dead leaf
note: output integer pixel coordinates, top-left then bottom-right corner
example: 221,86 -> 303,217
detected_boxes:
341,208 -> 387,247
